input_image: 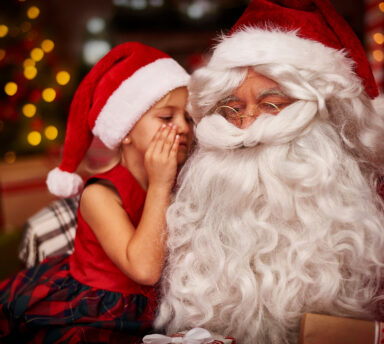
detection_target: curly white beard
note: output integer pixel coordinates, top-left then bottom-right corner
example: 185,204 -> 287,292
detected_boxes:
155,102 -> 384,344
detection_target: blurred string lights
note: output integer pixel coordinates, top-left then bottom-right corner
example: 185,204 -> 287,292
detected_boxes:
0,0 -> 73,163
365,0 -> 384,90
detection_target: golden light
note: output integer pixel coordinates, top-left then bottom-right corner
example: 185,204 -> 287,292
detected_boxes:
4,151 -> 16,164
4,82 -> 18,96
22,104 -> 37,118
44,125 -> 58,140
380,2 -> 384,12
41,39 -> 54,53
373,49 -> 384,62
373,33 -> 384,45
0,49 -> 5,61
27,131 -> 42,146
30,47 -> 44,61
23,58 -> 35,68
0,25 -> 9,38
24,65 -> 38,80
27,6 -> 40,20
56,71 -> 71,85
42,88 -> 56,102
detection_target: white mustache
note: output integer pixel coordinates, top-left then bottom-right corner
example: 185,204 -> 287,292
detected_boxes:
195,101 -> 318,149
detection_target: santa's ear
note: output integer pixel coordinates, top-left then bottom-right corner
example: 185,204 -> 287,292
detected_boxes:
122,135 -> 132,145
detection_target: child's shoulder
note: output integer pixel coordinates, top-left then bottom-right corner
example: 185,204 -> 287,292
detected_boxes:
80,180 -> 122,213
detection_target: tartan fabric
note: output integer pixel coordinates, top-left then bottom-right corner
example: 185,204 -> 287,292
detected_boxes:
0,255 -> 156,343
19,197 -> 79,268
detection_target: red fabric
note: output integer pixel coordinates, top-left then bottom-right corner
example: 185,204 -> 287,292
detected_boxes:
69,164 -> 152,296
0,255 -> 155,343
230,0 -> 378,99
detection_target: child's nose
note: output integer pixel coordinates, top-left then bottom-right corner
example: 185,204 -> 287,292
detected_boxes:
174,115 -> 190,134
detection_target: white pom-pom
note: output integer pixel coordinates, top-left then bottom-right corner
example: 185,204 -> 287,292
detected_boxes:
46,167 -> 84,198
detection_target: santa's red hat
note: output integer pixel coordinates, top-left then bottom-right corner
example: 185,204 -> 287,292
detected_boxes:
47,42 -> 190,198
209,0 -> 378,99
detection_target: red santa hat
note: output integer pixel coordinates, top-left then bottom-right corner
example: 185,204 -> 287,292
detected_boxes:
46,42 -> 190,198
209,0 -> 378,99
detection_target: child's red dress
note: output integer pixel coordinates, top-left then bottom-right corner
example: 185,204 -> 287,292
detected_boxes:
0,164 -> 158,343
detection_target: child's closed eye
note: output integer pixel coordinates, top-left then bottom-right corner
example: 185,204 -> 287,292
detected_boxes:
159,115 -> 173,122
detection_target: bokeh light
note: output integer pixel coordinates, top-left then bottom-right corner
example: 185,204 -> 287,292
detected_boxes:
41,39 -> 54,53
56,71 -> 71,85
27,6 -> 40,20
4,82 -> 18,96
380,2 -> 384,12
24,65 -> 38,79
23,58 -> 35,68
0,49 -> 5,61
373,33 -> 384,45
373,49 -> 384,62
30,47 -> 44,61
0,25 -> 9,38
27,131 -> 42,146
42,88 -> 56,102
22,104 -> 37,118
44,126 -> 58,140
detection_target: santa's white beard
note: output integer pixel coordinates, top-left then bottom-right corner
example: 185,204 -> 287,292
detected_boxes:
155,102 -> 384,344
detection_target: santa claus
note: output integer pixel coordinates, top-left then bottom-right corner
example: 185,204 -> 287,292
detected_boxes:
154,1 -> 384,343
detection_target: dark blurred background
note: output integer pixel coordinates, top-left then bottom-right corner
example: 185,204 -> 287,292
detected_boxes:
0,0 -> 382,277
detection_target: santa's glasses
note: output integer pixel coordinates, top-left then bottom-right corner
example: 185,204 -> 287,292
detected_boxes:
215,100 -> 294,123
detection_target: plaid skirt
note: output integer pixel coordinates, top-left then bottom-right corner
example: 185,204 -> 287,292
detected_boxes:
0,254 -> 157,344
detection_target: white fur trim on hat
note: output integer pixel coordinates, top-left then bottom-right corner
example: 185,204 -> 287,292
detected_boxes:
46,167 -> 84,198
209,27 -> 356,83
92,57 -> 190,149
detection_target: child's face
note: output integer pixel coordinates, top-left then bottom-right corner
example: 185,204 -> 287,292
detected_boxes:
127,87 -> 193,166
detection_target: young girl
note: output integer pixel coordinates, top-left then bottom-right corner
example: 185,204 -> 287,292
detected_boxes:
0,42 -> 193,343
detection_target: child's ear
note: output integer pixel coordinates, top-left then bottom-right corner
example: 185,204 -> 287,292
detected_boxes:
122,136 -> 132,145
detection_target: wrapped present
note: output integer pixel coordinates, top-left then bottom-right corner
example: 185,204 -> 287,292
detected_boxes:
142,327 -> 236,344
298,313 -> 384,344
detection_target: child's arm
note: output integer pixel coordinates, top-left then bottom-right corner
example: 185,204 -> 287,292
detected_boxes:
80,124 -> 179,285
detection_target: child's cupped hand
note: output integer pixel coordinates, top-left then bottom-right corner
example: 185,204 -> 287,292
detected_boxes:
144,123 -> 180,190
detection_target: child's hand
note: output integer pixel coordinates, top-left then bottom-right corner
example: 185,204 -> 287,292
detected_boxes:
144,123 -> 180,190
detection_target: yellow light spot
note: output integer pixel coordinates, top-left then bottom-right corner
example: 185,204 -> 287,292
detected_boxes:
27,131 -> 42,146
56,71 -> 70,85
4,82 -> 18,96
4,151 -> 16,164
24,66 -> 37,80
41,39 -> 54,53
44,126 -> 58,140
374,33 -> 384,45
27,6 -> 40,20
22,104 -> 37,118
23,58 -> 35,68
0,25 -> 9,38
373,49 -> 384,62
380,2 -> 384,12
30,47 -> 44,61
42,88 -> 56,102
21,21 -> 31,33
0,49 -> 5,61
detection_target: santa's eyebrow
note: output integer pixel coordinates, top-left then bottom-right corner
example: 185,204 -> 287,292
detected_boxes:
217,95 -> 242,106
257,88 -> 289,100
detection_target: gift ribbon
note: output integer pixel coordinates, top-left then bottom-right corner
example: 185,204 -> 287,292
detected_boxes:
142,327 -> 215,344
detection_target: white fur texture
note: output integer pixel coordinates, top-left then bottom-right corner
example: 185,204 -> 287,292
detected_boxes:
155,57 -> 384,343
208,28 -> 357,90
46,167 -> 84,198
92,57 -> 190,149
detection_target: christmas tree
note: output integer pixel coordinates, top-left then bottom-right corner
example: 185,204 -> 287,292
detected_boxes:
0,0 -> 75,164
